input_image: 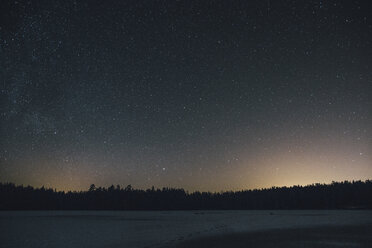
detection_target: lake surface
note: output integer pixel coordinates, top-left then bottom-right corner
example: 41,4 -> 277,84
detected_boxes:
1,210 -> 372,248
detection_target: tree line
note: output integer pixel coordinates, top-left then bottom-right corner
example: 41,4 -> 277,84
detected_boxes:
1,180 -> 371,210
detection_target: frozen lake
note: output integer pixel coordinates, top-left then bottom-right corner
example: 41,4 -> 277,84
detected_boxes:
1,210 -> 372,248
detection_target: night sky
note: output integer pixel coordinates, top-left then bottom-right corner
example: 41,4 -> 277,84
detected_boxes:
0,0 -> 371,192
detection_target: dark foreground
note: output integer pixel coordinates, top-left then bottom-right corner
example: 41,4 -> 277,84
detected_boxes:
172,224 -> 372,248
1,211 -> 372,248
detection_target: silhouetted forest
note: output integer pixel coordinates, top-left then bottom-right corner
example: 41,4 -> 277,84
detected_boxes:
1,180 -> 371,210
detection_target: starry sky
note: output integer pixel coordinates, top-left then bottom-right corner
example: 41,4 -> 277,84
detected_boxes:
0,0 -> 371,192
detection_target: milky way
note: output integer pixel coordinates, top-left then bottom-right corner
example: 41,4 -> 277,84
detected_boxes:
0,0 -> 371,191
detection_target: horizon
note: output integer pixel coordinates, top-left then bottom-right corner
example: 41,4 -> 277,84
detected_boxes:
2,179 -> 371,193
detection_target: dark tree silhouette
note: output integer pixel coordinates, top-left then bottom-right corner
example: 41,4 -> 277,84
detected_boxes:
89,184 -> 96,192
0,180 -> 371,210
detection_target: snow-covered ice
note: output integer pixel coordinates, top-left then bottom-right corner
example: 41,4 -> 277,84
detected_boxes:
1,210 -> 371,248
